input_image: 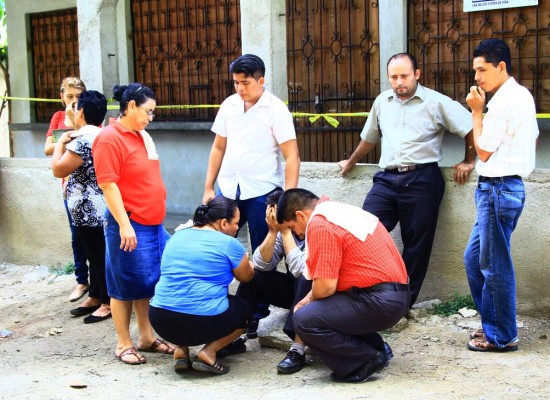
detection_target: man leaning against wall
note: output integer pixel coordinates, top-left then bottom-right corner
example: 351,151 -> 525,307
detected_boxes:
338,53 -> 476,306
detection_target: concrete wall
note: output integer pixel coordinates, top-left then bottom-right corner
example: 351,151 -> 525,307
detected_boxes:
149,128 -> 215,214
9,126 -> 550,217
0,158 -> 71,266
1,158 -> 549,315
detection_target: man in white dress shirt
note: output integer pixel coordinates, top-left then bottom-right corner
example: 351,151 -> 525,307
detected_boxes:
202,54 -> 300,253
465,38 -> 538,353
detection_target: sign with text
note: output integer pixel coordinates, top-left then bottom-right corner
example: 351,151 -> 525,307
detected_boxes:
464,0 -> 538,12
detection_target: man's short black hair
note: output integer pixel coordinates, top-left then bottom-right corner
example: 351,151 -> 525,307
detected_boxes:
229,54 -> 265,80
387,53 -> 418,72
276,188 -> 319,224
77,90 -> 107,127
266,188 -> 284,206
473,39 -> 512,74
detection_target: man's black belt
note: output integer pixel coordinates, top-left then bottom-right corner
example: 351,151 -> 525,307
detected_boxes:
359,282 -> 409,292
385,162 -> 438,173
478,175 -> 521,182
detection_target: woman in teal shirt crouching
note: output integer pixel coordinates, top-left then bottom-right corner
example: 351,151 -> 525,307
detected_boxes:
149,196 -> 254,375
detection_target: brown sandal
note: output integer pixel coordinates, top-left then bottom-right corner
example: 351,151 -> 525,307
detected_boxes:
138,338 -> 175,354
191,358 -> 230,375
116,347 -> 147,365
467,338 -> 519,352
469,328 -> 484,339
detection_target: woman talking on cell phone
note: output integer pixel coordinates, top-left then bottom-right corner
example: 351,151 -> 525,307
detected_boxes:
44,77 -> 91,303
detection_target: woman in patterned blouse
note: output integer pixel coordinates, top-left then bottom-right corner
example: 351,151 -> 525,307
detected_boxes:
51,90 -> 111,324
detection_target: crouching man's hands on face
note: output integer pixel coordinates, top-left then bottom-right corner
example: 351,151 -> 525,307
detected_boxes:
265,204 -> 279,233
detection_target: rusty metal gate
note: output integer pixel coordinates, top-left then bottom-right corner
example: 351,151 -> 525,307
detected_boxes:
30,8 -> 80,123
286,0 -> 381,162
131,0 -> 241,121
408,1 -> 550,113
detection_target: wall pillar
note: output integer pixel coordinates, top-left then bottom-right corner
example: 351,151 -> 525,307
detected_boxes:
378,0 -> 408,91
239,0 -> 288,100
77,0 -> 119,99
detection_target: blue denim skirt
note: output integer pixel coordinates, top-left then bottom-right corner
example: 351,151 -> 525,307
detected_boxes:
104,211 -> 171,301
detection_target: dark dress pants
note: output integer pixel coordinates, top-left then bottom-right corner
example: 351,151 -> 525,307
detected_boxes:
362,164 -> 445,305
76,226 -> 109,304
293,287 -> 409,377
237,271 -> 312,340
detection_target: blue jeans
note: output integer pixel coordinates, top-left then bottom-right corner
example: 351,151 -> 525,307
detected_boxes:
464,176 -> 525,348
64,199 -> 89,285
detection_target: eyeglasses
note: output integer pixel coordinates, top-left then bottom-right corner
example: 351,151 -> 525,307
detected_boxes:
141,108 -> 155,119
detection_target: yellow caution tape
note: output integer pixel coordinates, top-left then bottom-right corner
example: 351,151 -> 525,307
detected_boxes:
1,96 -> 550,123
0,96 -> 62,103
292,112 -> 370,128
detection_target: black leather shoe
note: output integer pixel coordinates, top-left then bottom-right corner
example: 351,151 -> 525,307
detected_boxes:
70,305 -> 100,317
217,337 -> 247,359
246,319 -> 259,339
83,313 -> 112,324
330,351 -> 388,383
276,349 -> 306,374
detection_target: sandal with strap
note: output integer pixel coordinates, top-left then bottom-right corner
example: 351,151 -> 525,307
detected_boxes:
174,358 -> 190,374
469,328 -> 484,339
138,338 -> 175,354
116,347 -> 147,365
191,358 -> 230,375
467,338 -> 519,352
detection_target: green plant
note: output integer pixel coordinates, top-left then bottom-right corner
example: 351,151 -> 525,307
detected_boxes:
0,0 -> 6,65
51,262 -> 75,276
433,293 -> 476,317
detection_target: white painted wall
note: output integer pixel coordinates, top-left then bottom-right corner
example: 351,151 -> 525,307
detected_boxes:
77,0 -> 119,98
378,0 -> 408,92
240,0 -> 288,100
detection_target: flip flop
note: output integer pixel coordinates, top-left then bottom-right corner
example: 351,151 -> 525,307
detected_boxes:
138,338 -> 175,354
469,328 -> 484,339
116,347 -> 147,365
467,338 -> 519,352
174,358 -> 190,374
191,358 -> 230,375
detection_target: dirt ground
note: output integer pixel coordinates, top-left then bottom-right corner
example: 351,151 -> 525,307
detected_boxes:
1,263 -> 549,400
